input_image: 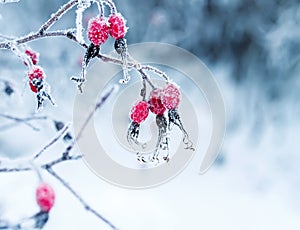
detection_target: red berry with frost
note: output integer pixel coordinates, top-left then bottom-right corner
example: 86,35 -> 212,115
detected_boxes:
162,83 -> 181,109
130,101 -> 149,124
108,13 -> 127,39
149,89 -> 166,115
25,49 -> 39,65
87,17 -> 109,45
27,66 -> 45,93
36,183 -> 55,212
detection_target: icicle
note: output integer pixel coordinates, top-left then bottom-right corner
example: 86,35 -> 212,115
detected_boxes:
168,109 -> 195,151
114,38 -> 130,84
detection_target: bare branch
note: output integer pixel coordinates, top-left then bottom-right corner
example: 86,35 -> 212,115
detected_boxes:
39,0 -> 78,34
75,85 -> 116,141
0,113 -> 48,131
33,124 -> 70,159
46,167 -> 119,230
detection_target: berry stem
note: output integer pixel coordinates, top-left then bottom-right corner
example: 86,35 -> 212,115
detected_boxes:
142,65 -> 169,82
140,78 -> 147,100
99,0 -> 117,14
138,69 -> 156,90
95,0 -> 104,16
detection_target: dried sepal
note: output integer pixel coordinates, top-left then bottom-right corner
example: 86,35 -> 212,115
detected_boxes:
127,121 -> 147,150
71,43 -> 100,93
168,109 -> 194,151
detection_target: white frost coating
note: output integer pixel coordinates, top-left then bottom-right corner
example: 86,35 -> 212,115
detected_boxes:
0,0 -> 20,3
0,157 -> 32,170
76,0 -> 91,44
10,43 -> 32,67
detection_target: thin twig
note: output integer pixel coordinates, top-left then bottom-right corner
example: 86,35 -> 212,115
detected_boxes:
75,85 -> 116,141
0,166 -> 31,173
138,69 -> 156,89
33,124 -> 70,159
0,113 -> 47,131
46,167 -> 118,230
42,154 -> 82,169
142,65 -> 169,81
39,0 -> 78,34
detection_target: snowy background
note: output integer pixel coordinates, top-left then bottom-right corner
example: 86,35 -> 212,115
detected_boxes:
0,0 -> 300,229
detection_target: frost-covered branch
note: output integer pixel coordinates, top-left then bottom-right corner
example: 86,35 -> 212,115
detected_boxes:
0,84 -> 117,229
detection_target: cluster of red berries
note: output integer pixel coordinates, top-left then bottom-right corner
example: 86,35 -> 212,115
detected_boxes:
36,183 -> 55,212
130,83 -> 181,124
87,13 -> 127,46
71,13 -> 128,91
127,82 -> 191,163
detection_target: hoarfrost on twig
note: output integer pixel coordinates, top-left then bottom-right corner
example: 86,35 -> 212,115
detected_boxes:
76,0 -> 91,44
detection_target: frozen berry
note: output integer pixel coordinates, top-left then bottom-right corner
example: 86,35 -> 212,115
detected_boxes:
108,13 -> 127,40
25,49 -> 39,65
36,183 -> 55,212
87,17 -> 109,45
130,101 -> 149,124
149,89 -> 166,115
162,83 -> 181,109
27,66 -> 45,93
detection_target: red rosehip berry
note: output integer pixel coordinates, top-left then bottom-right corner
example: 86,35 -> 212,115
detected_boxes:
27,66 -> 45,93
108,13 -> 127,40
87,16 -> 109,45
25,49 -> 39,65
162,83 -> 181,109
130,101 -> 149,124
36,183 -> 55,212
149,89 -> 166,115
